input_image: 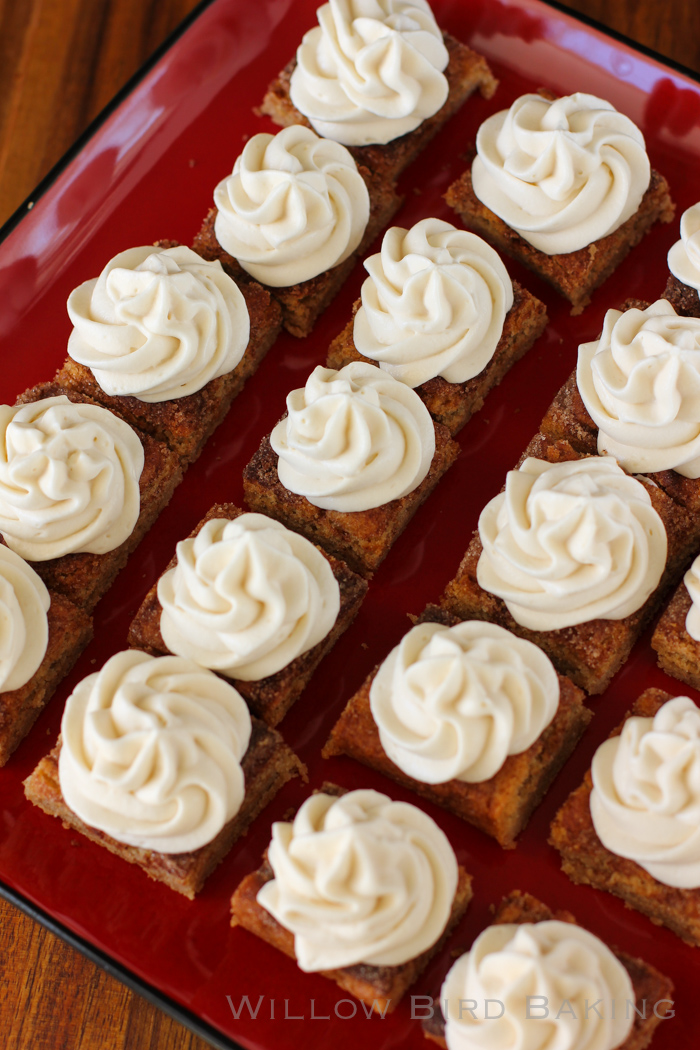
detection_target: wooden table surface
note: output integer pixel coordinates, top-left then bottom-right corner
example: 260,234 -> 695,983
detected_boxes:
1,2 -> 699,1049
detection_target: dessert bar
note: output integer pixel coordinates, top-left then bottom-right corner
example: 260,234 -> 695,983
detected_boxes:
550,688 -> 700,947
127,503 -> 368,726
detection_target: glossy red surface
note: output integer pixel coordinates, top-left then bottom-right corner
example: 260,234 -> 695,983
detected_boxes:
1,0 -> 699,1047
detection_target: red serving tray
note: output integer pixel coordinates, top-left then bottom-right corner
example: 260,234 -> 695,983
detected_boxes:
1,1 -> 699,1047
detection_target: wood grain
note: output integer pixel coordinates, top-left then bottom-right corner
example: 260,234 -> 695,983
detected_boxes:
0,2 -> 699,1050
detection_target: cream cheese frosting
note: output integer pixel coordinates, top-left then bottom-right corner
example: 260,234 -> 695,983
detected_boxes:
353,218 -> 514,387
369,620 -> 559,784
0,396 -> 144,562
0,545 -> 50,692
289,0 -> 449,147
477,456 -> 667,631
591,695 -> 700,888
668,202 -> 700,294
66,245 -> 250,403
270,361 -> 435,511
213,125 -> 370,287
441,920 -> 634,1050
58,649 -> 252,854
684,555 -> 700,641
256,787 -> 458,971
157,513 -> 340,681
472,92 -> 651,255
578,299 -> 700,477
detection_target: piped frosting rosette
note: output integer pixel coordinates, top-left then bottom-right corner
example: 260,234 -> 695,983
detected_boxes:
0,396 -> 144,561
157,513 -> 340,681
213,125 -> 370,286
369,620 -> 559,783
256,787 -> 458,971
441,920 -> 633,1050
591,695 -> 700,888
578,299 -> 700,476
289,0 -> 449,147
477,457 -> 667,631
668,202 -> 700,294
58,650 -> 252,853
66,245 -> 250,402
353,218 -> 514,387
472,92 -> 650,255
270,361 -> 435,511
0,545 -> 50,692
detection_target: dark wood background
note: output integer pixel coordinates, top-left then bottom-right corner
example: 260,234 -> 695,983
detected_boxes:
1,1 -> 698,1048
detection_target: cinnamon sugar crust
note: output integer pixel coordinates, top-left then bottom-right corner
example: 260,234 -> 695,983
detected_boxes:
0,592 -> 92,767
550,688 -> 700,948
423,889 -> 674,1050
325,281 -> 548,436
440,434 -> 698,694
23,718 -> 306,899
652,580 -> 700,692
323,605 -> 591,848
445,168 -> 675,314
662,272 -> 700,317
11,382 -> 183,612
260,33 -> 497,185
243,422 -> 460,578
127,503 -> 368,726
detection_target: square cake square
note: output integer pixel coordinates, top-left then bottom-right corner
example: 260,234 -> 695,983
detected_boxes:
550,688 -> 700,947
127,502 -> 368,726
323,604 -> 591,848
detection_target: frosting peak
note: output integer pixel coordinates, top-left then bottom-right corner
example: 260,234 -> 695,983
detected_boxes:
58,650 -> 252,854
257,788 -> 458,970
472,92 -> 650,254
441,920 -> 634,1050
369,620 -> 559,783
270,361 -> 435,511
668,202 -> 700,294
591,695 -> 700,888
477,456 -> 667,630
578,299 -> 700,477
213,126 -> 370,286
67,245 -> 250,402
289,0 -> 449,146
353,218 -> 514,387
157,513 -> 340,680
0,396 -> 144,561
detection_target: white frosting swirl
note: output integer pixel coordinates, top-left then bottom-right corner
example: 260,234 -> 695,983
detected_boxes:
0,396 -> 144,562
289,0 -> 449,147
58,649 -> 252,854
578,299 -> 700,477
591,696 -> 700,888
213,125 -> 370,287
257,787 -> 458,970
668,202 -> 700,294
270,362 -> 435,511
353,218 -> 514,387
66,246 -> 250,403
477,456 -> 667,631
472,92 -> 651,255
369,620 -> 559,784
157,513 -> 340,681
441,920 -> 634,1050
684,555 -> 700,641
0,545 -> 50,691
